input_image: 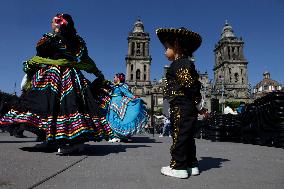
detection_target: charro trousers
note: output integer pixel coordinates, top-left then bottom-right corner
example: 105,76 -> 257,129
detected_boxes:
169,97 -> 198,170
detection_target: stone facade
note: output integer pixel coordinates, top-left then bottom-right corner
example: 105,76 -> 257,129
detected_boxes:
213,21 -> 249,103
125,19 -> 164,111
198,71 -> 212,111
126,19 -> 151,86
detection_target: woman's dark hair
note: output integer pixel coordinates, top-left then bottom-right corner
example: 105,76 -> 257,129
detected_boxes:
55,13 -> 79,53
56,13 -> 77,37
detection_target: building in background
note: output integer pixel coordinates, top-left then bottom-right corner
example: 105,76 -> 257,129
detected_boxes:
212,21 -> 249,105
125,19 -> 164,112
198,71 -> 212,111
253,71 -> 282,99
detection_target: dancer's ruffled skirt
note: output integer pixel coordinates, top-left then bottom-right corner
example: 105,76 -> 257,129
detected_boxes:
0,65 -> 113,143
107,97 -> 148,137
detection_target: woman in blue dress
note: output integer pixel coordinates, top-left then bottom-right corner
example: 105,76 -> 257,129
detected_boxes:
106,73 -> 148,142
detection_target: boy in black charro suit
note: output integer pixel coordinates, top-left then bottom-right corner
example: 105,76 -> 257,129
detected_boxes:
156,27 -> 203,179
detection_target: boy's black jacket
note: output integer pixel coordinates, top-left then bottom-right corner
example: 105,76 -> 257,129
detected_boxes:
164,57 -> 201,103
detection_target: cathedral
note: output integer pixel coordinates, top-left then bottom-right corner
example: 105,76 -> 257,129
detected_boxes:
125,19 -> 164,112
125,20 -> 250,113
212,21 -> 249,103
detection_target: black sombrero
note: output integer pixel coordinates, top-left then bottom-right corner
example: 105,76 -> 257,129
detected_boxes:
156,27 -> 202,54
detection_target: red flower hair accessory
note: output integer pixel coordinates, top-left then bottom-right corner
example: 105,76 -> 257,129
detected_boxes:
53,14 -> 68,27
116,73 -> 125,83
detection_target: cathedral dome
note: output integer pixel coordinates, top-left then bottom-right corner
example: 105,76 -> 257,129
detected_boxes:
133,19 -> 144,33
255,71 -> 282,93
221,20 -> 235,39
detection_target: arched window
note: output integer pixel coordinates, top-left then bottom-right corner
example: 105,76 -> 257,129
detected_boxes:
144,74 -> 146,81
131,42 -> 135,56
263,85 -> 268,91
136,43 -> 141,56
136,69 -> 141,80
234,73 -> 239,82
136,49 -> 140,56
131,64 -> 133,71
144,65 -> 146,72
131,74 -> 133,80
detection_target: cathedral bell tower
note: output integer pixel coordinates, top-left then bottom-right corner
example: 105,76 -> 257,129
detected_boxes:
125,19 -> 152,86
213,21 -> 249,101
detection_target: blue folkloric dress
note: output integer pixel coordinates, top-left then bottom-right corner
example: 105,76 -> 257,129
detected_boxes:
106,83 -> 148,138
0,32 -> 113,143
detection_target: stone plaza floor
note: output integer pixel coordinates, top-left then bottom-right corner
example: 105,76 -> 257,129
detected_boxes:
0,131 -> 283,189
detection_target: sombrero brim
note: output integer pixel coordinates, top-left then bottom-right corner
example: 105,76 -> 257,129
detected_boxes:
156,28 -> 202,54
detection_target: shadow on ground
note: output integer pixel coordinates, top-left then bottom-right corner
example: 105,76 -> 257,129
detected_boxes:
198,156 -> 230,173
71,144 -> 151,156
20,145 -> 58,153
19,140 -> 153,155
128,136 -> 160,143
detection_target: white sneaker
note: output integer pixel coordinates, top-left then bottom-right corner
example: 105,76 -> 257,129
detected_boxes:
161,166 -> 188,179
159,135 -> 164,138
108,138 -> 121,143
187,167 -> 200,176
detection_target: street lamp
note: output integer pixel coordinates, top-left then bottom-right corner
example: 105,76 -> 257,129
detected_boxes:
219,77 -> 225,114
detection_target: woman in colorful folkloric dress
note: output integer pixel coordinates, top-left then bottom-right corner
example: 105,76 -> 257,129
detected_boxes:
106,73 -> 148,142
0,13 -> 113,153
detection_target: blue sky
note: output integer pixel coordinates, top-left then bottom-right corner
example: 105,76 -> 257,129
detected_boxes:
0,0 -> 283,95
